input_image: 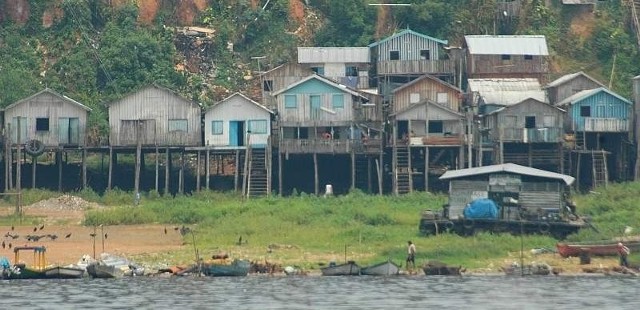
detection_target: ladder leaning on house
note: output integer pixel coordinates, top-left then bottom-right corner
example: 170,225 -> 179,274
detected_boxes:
591,150 -> 608,189
243,143 -> 271,198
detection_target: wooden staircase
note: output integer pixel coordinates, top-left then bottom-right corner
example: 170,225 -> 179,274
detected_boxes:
245,146 -> 270,198
574,132 -> 585,150
591,150 -> 608,189
394,145 -> 412,195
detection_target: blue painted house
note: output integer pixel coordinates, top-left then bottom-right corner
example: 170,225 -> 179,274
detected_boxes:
273,74 -> 382,155
556,87 -> 633,186
556,87 -> 631,134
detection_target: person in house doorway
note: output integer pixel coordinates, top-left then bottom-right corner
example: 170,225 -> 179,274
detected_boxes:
406,240 -> 416,273
618,242 -> 630,267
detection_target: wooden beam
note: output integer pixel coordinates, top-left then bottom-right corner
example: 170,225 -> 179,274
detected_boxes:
205,148 -> 210,190
165,148 -> 170,195
314,152 -> 319,195
82,148 -> 87,190
155,146 -> 159,192
107,147 -> 113,191
31,155 -> 37,189
196,150 -> 201,192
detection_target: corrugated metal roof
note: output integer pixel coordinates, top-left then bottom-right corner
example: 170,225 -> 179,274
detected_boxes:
368,28 -> 448,48
271,74 -> 366,99
4,88 -> 92,112
206,92 -> 273,114
392,74 -> 462,94
465,35 -> 548,55
545,71 -> 605,88
467,78 -> 547,106
556,87 -> 632,106
439,163 -> 575,185
297,47 -> 370,63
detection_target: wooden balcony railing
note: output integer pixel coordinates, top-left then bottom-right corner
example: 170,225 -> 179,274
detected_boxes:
279,138 -> 382,154
376,59 -> 453,75
584,118 -> 629,132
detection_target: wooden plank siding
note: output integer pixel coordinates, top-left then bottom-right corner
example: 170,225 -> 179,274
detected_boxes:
545,72 -> 605,105
203,93 -> 272,147
392,75 -> 463,113
370,29 -> 453,76
4,89 -> 90,146
261,63 -> 314,109
108,85 -> 201,147
467,54 -> 548,78
484,98 -> 565,143
560,88 -> 632,133
279,138 -> 382,155
394,102 -> 466,147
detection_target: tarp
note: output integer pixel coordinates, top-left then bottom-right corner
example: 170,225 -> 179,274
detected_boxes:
463,198 -> 499,219
0,256 -> 10,269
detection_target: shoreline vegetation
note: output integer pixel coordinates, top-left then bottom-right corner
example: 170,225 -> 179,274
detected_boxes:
1,183 -> 639,276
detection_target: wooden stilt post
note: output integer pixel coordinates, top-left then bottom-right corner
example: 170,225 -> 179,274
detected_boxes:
165,148 -> 170,195
155,145 -> 159,192
351,151 -> 356,191
108,147 -> 113,191
179,150 -> 184,195
4,125 -> 9,192
528,144 -> 532,167
82,148 -> 87,190
576,152 -> 581,192
16,120 -> 21,192
134,121 -> 142,195
234,150 -> 240,192
424,146 -> 429,192
31,155 -> 37,189
57,150 -> 63,192
205,148 -> 210,190
314,153 -> 319,195
196,150 -> 201,192
378,149 -> 383,195
278,152 -> 283,196
367,156 -> 372,193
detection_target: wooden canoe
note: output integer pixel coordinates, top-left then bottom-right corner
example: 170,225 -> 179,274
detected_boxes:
361,260 -> 400,276
556,240 -> 640,258
320,261 -> 360,276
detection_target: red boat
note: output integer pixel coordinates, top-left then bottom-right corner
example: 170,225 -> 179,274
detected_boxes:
556,240 -> 640,258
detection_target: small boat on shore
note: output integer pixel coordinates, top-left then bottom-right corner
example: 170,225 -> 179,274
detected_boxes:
321,261 -> 360,276
556,240 -> 640,258
44,266 -> 86,279
361,260 -> 400,276
501,262 -> 552,276
203,259 -> 250,277
86,253 -> 145,278
1,246 -> 49,280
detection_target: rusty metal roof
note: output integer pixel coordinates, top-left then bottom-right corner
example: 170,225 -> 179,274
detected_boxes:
439,163 -> 575,185
465,35 -> 548,55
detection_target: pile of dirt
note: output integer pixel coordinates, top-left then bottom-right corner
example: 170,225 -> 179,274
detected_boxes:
24,195 -> 101,212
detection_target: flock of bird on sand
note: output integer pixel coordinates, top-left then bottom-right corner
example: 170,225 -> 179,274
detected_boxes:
1,224 -> 98,250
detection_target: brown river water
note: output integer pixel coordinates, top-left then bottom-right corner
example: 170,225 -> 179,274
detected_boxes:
2,275 -> 639,309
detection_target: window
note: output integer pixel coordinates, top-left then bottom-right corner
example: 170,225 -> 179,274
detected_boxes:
525,116 -> 536,129
36,118 -> 50,131
345,66 -> 358,77
168,119 -> 188,132
420,49 -> 430,60
248,120 -> 267,134
311,66 -> 324,75
390,51 -> 400,60
501,54 -> 511,60
428,120 -> 443,133
410,93 -> 420,104
211,121 -> 223,135
285,95 -> 297,108
524,55 -> 533,60
332,94 -> 344,109
263,80 -> 273,91
580,106 -> 591,117
436,92 -> 448,104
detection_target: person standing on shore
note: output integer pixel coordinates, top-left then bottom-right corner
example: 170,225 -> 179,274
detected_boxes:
406,241 -> 416,273
618,242 -> 630,267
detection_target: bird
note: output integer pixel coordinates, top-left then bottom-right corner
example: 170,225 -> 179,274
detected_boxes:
624,226 -> 633,235
65,233 -> 72,239
89,233 -> 97,238
8,243 -> 11,249
48,234 -> 58,241
10,234 -> 19,240
164,227 -> 167,234
39,224 -> 45,230
2,241 -> 5,249
33,227 -> 37,232
104,233 -> 108,240
11,225 -> 14,231
237,236 -> 243,246
174,227 -> 180,231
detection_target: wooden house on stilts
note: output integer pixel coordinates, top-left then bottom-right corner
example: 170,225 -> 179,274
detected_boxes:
389,75 -> 466,194
556,87 -> 633,189
2,88 -> 91,191
107,85 -> 202,195
273,74 -> 383,195
203,92 -> 274,197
